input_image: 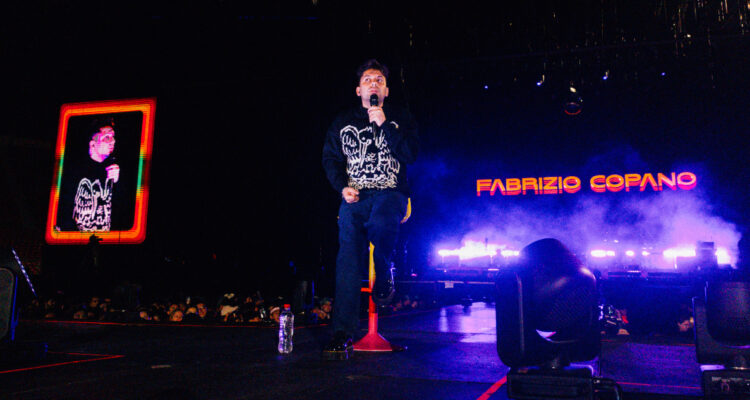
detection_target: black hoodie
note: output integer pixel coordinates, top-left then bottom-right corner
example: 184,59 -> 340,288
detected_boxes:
322,104 -> 419,196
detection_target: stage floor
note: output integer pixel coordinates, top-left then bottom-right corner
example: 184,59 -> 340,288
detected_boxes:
1,304 -> 702,399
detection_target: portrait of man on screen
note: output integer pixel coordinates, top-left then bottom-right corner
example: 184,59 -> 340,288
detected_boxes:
46,98 -> 155,245
69,117 -> 120,231
54,112 -> 141,235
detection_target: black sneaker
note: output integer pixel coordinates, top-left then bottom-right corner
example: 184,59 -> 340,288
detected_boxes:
373,266 -> 395,305
322,331 -> 353,360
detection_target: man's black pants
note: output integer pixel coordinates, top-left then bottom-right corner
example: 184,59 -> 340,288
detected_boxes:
333,190 -> 407,337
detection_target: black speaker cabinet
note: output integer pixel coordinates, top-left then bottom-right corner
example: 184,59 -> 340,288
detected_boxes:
0,266 -> 18,343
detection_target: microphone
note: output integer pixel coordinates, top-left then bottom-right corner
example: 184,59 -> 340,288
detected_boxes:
369,94 -> 379,133
105,154 -> 116,167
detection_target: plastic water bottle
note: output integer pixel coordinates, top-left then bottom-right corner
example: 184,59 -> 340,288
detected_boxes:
278,304 -> 294,354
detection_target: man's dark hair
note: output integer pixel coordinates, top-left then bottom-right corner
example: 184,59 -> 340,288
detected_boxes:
89,116 -> 115,138
356,59 -> 389,82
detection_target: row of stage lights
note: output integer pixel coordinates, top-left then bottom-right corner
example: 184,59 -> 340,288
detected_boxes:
437,240 -> 732,265
437,244 -> 520,260
590,246 -> 731,264
478,69 -> 671,115
533,70 -> 668,87
479,70 -> 669,91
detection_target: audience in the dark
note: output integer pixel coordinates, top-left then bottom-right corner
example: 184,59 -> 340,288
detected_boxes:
21,286 -> 428,326
15,281 -> 697,339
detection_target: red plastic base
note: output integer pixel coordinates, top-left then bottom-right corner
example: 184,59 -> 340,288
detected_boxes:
353,307 -> 406,352
354,245 -> 406,352
353,331 -> 405,352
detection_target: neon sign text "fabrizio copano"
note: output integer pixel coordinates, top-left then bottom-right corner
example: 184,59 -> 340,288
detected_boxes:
476,172 -> 697,196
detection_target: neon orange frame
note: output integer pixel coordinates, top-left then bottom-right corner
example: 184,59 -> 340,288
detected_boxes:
45,98 -> 156,244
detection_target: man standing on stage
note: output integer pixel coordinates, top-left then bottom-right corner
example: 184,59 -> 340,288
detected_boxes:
322,59 -> 419,357
71,118 -> 120,232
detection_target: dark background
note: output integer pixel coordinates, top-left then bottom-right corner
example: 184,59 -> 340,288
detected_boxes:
2,1 -> 749,300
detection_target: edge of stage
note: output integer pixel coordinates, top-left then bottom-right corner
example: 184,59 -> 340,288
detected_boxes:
1,303 -> 702,400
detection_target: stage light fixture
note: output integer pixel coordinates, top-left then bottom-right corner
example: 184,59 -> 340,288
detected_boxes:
536,74 -> 545,86
501,250 -> 520,257
715,248 -> 730,265
663,246 -> 696,259
564,83 -> 583,116
696,241 -> 719,270
590,249 -> 616,258
590,250 -> 608,258
496,238 -> 611,399
694,280 -> 750,398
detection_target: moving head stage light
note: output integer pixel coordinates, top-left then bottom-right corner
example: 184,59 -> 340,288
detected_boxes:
495,238 -> 620,400
694,280 -> 750,399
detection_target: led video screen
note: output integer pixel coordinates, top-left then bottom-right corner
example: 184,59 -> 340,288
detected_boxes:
45,98 -> 156,244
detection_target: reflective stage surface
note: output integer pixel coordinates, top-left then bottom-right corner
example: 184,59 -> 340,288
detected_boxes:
1,304 -> 701,399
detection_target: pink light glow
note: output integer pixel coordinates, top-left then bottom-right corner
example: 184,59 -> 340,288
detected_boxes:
590,249 -> 617,258
437,240 -> 518,261
663,247 -> 697,258
590,249 -> 608,258
716,247 -> 730,264
500,249 -> 520,257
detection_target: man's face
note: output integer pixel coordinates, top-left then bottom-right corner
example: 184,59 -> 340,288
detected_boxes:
170,310 -> 184,322
356,68 -> 389,106
90,126 -> 115,160
196,303 -> 207,318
